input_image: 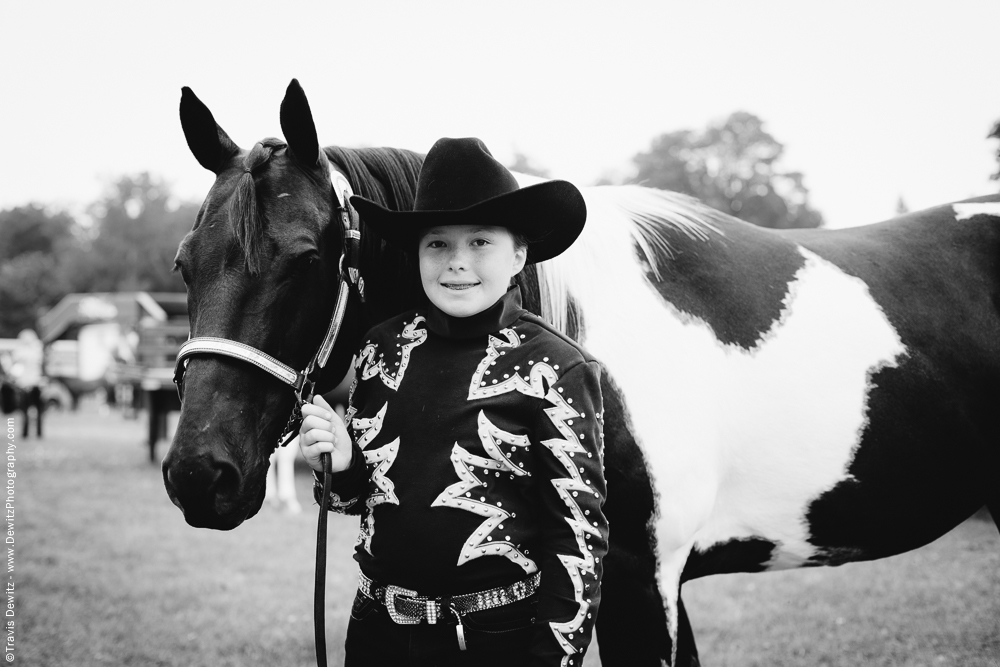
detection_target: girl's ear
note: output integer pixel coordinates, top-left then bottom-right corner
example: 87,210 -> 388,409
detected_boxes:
512,245 -> 528,277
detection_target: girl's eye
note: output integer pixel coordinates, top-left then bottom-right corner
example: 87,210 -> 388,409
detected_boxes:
472,238 -> 490,247
427,240 -> 445,249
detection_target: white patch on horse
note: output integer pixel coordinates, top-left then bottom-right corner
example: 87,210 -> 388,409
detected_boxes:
952,202 -> 1000,221
537,186 -> 907,596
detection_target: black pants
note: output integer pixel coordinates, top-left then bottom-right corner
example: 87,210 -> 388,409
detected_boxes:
344,589 -> 538,667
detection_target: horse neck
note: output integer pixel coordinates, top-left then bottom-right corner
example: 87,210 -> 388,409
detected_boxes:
357,226 -> 423,326
324,145 -> 425,330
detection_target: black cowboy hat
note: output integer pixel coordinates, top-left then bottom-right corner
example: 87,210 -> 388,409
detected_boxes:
350,137 -> 586,264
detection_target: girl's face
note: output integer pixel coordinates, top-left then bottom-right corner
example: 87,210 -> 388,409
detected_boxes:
418,225 -> 527,318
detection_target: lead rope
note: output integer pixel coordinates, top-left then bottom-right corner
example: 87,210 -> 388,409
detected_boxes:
314,184 -> 362,667
315,451 -> 332,667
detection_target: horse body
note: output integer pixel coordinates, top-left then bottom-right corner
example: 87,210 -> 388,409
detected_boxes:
165,80 -> 1000,666
545,187 -> 1000,661
774,200 -> 1000,562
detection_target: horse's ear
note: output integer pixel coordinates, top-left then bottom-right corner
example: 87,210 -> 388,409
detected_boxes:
180,87 -> 240,174
280,79 -> 321,168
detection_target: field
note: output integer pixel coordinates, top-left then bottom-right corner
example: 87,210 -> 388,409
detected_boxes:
15,407 -> 1000,666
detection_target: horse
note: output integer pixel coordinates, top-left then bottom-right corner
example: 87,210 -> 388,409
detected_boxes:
0,379 -> 43,439
163,79 -> 1000,666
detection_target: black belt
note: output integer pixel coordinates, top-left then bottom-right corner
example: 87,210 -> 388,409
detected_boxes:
358,571 -> 541,626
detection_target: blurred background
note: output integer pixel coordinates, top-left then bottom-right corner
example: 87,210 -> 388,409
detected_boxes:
3,1 -> 999,665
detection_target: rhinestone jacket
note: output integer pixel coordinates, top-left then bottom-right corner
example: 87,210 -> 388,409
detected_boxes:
315,287 -> 609,666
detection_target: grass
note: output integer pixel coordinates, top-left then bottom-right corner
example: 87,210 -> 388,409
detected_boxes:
683,516 -> 1000,666
15,408 -> 1000,666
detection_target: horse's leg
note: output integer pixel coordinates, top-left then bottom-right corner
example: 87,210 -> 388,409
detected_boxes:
659,546 -> 701,667
265,451 -> 279,507
596,371 -> 701,666
986,503 -> 1000,537
598,538 -> 670,666
32,388 -> 43,438
275,442 -> 301,513
676,592 -> 699,667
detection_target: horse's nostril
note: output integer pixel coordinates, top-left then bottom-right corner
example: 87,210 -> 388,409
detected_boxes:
213,460 -> 241,502
163,455 -> 243,513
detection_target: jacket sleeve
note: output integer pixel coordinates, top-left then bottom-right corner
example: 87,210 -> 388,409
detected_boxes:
311,439 -> 369,514
528,359 -> 608,667
312,355 -> 374,515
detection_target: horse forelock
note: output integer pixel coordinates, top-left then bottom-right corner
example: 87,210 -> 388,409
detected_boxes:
533,185 -> 726,336
228,138 -> 286,275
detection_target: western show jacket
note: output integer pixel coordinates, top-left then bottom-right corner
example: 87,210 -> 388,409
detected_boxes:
315,287 -> 609,666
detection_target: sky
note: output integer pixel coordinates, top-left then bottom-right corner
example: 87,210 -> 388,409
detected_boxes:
2,1 -> 998,230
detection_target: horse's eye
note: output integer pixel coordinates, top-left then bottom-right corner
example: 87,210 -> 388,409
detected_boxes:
173,260 -> 191,284
293,252 -> 320,275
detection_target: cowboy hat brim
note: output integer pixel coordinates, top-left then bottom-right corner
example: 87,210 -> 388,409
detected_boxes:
350,179 -> 586,264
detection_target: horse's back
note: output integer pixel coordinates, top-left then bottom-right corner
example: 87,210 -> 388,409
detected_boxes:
779,194 -> 1000,348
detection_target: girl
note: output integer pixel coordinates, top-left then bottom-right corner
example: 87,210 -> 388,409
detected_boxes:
299,137 -> 608,667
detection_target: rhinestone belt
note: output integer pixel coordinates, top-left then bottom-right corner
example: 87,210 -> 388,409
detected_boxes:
358,571 -> 541,626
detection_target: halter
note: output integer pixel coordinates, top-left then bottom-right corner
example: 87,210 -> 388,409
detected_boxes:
172,165 -> 364,449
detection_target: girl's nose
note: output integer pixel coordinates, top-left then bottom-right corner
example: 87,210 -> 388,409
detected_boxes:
447,247 -> 470,270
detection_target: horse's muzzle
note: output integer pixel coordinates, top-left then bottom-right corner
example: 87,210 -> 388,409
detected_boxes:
161,450 -> 255,530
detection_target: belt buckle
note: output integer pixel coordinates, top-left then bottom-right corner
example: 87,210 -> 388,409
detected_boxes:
385,585 -> 421,625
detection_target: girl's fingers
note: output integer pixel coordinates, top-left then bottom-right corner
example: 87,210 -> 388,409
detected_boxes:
313,394 -> 333,411
304,442 -> 335,460
303,438 -> 334,451
301,403 -> 333,420
301,414 -> 332,432
301,429 -> 336,446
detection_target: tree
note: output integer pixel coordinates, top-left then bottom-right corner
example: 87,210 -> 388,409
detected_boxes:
629,112 -> 823,229
0,252 -> 67,337
0,174 -> 197,335
989,118 -> 1000,184
75,173 -> 197,293
0,206 -> 77,336
508,152 -> 551,179
0,205 -> 75,263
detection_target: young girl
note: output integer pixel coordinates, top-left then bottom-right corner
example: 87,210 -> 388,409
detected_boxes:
299,137 -> 608,667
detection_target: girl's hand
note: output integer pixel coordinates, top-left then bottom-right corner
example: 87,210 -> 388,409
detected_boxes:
298,394 -> 353,473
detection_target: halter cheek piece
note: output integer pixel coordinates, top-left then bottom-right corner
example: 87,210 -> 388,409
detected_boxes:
171,167 -> 364,449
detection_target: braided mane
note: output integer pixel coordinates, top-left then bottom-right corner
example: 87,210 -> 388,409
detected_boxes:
229,138 -> 285,275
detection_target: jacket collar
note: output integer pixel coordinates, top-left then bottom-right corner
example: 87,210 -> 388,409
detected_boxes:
425,286 -> 525,339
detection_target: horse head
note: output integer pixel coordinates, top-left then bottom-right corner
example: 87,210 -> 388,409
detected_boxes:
162,80 -> 357,529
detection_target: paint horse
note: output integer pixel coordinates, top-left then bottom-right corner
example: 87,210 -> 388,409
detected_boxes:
163,80 -> 1000,666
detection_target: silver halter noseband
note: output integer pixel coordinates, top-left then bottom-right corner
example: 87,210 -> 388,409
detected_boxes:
172,167 -> 364,448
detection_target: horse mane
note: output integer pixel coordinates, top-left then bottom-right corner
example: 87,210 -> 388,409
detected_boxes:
325,146 -> 426,324
534,185 -> 726,336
